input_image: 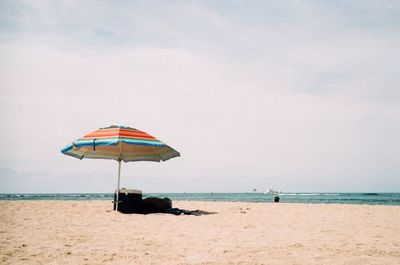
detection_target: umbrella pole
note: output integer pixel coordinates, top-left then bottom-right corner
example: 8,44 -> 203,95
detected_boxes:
115,159 -> 122,211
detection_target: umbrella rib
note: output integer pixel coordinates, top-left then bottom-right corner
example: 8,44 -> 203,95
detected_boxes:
119,140 -> 123,161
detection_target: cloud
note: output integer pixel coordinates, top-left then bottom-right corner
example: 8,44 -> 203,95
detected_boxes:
0,0 -> 399,192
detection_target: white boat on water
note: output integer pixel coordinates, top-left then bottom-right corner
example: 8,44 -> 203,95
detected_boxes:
264,189 -> 282,195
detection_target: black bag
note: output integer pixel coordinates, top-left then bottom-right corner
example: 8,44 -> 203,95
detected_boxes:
142,197 -> 172,214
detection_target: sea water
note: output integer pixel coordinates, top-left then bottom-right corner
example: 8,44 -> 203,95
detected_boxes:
1,193 -> 400,205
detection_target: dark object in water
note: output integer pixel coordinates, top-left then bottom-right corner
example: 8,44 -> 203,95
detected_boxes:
274,196 -> 280,202
142,197 -> 172,214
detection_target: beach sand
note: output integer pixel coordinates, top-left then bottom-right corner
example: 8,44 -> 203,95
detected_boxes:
1,200 -> 399,264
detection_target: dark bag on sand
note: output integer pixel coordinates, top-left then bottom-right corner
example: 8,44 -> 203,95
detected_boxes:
142,197 -> 172,214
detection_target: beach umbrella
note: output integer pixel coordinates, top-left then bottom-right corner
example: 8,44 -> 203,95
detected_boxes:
60,125 -> 180,210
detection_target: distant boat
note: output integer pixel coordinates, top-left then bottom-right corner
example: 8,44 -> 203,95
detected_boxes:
264,189 -> 282,195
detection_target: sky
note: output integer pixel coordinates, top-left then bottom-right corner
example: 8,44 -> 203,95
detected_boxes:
0,0 -> 399,193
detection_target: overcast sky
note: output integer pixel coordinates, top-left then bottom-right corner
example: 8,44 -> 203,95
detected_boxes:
1,0 -> 399,193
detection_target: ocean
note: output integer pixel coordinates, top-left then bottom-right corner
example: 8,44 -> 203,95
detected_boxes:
1,192 -> 400,205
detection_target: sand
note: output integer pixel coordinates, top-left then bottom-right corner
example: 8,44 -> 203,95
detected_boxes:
1,200 -> 399,265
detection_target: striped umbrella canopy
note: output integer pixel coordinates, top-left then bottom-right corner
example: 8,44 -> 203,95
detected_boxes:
61,125 -> 180,210
61,125 -> 180,162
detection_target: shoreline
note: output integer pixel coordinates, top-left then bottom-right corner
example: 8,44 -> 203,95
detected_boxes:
1,192 -> 399,206
2,199 -> 400,207
1,201 -> 399,264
